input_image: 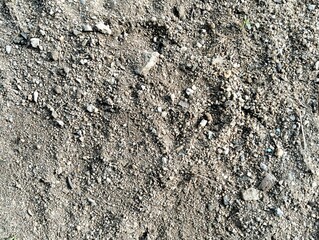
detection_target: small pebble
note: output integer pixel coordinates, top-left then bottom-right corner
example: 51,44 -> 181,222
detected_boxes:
87,104 -> 98,113
259,173 -> 277,191
5,45 -> 12,54
205,112 -> 213,122
276,148 -> 284,158
161,111 -> 168,118
200,119 -> 208,128
50,50 -> 59,61
223,195 -> 230,206
242,188 -> 260,201
82,24 -> 93,32
56,120 -> 64,127
186,88 -> 194,96
275,207 -> 284,217
207,131 -> 213,140
95,22 -> 112,34
178,100 -> 189,108
260,163 -> 268,171
88,198 -> 97,206
53,85 -> 62,94
308,4 -> 316,11
33,91 -> 39,102
139,51 -> 160,76
176,5 -> 186,20
30,38 -> 40,48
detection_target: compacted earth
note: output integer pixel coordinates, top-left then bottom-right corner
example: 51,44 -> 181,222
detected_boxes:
0,0 -> 318,239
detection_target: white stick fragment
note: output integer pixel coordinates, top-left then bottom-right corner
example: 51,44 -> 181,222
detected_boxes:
139,51 -> 160,76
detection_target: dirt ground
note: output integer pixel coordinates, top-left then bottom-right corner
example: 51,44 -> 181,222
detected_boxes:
0,0 -> 318,239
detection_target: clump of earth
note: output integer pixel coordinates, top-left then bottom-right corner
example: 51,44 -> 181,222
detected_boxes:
0,0 -> 318,239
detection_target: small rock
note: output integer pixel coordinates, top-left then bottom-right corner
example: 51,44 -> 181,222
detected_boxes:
242,188 -> 260,201
223,195 -> 230,206
51,110 -> 58,119
276,148 -> 284,158
224,70 -> 232,79
275,207 -> 284,217
139,51 -> 160,76
260,163 -> 268,171
53,85 -> 62,94
33,90 -> 39,102
186,88 -> 194,96
5,45 -> 12,54
308,4 -> 316,11
200,119 -> 208,128
315,61 -> 319,70
87,198 -> 97,206
161,111 -> 168,118
50,50 -> 59,61
175,6 -> 186,20
30,38 -> 40,48
82,24 -> 93,32
87,104 -> 98,113
207,131 -> 213,140
95,22 -> 112,34
259,173 -> 277,191
205,112 -> 213,122
178,100 -> 189,108
73,29 -> 82,36
56,120 -> 64,127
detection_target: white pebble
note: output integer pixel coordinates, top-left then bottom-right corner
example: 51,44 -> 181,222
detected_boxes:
95,22 -> 112,35
275,208 -> 284,217
56,120 -> 64,127
200,119 -> 208,127
33,91 -> 39,102
5,45 -> 12,54
186,88 -> 194,95
30,38 -> 40,48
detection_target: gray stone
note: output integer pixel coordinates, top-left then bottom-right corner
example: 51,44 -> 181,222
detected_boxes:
260,162 -> 268,171
275,207 -> 284,217
308,4 -> 316,11
259,173 -> 276,191
139,51 -> 160,76
82,24 -> 93,32
242,188 -> 260,201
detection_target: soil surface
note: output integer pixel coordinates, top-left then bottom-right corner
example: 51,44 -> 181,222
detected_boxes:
0,0 -> 318,239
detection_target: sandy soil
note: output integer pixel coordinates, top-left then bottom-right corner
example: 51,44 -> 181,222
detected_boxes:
0,0 -> 318,239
